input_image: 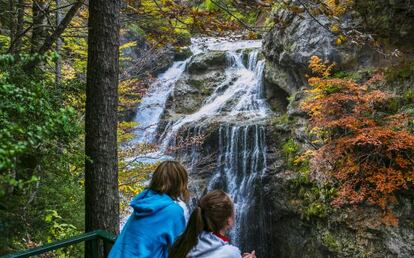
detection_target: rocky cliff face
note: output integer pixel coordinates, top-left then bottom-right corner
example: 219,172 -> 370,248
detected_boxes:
261,1 -> 414,257
262,0 -> 379,95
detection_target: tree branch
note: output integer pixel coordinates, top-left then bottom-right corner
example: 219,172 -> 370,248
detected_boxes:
37,0 -> 84,56
210,0 -> 255,32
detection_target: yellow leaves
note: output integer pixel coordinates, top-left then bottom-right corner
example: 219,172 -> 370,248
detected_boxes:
330,24 -> 341,34
324,0 -> 354,16
293,150 -> 315,167
62,63 -> 77,81
119,184 -> 143,196
335,34 -> 346,45
120,41 -> 137,51
247,31 -> 259,40
118,121 -> 139,144
118,78 -> 146,112
0,35 -> 10,51
308,56 -> 334,77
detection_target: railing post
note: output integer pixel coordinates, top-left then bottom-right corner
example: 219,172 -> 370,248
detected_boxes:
86,239 -> 103,258
103,239 -> 114,257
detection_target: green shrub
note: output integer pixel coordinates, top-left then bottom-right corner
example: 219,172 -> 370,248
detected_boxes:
0,55 -> 84,255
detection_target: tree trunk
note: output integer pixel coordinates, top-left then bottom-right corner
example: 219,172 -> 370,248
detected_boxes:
31,0 -> 47,53
13,0 -> 25,53
24,1 -> 83,72
55,0 -> 62,85
8,0 -> 16,52
85,0 -> 121,257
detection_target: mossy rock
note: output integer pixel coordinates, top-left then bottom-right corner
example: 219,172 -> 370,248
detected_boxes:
174,47 -> 193,61
187,51 -> 226,73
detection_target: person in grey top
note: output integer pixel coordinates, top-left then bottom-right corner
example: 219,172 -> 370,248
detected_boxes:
169,190 -> 256,258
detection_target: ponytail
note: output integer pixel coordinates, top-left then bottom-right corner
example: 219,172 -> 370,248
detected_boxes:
169,206 -> 204,258
169,190 -> 234,258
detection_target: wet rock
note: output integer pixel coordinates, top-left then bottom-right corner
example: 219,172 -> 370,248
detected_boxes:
187,51 -> 227,73
174,47 -> 193,61
164,70 -> 226,117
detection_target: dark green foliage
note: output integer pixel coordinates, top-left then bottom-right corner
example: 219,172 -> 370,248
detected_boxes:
354,0 -> 414,42
385,60 -> 414,82
0,55 -> 84,255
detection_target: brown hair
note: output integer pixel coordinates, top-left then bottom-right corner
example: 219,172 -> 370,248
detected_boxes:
169,190 -> 234,258
149,160 -> 189,202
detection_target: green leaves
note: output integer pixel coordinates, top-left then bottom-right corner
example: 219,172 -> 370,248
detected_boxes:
0,55 -> 81,192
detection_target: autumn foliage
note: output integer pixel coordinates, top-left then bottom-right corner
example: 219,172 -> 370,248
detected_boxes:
302,56 -> 414,225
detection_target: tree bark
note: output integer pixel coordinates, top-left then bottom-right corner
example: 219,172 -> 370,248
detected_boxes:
8,0 -> 17,52
55,0 -> 62,85
31,0 -> 48,53
85,0 -> 121,256
12,0 -> 25,53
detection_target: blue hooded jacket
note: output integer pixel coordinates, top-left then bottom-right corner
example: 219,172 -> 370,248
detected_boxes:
109,189 -> 187,258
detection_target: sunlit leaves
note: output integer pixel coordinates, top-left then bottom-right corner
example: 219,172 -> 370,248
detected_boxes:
324,0 -> 354,16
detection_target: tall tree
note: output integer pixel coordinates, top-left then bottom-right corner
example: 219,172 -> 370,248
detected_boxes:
12,0 -> 25,53
8,0 -> 16,51
85,0 -> 121,256
55,0 -> 62,85
31,0 -> 47,53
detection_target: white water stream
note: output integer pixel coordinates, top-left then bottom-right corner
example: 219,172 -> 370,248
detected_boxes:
128,37 -> 271,252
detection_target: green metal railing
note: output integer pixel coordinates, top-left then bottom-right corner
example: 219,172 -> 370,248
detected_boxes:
2,230 -> 116,258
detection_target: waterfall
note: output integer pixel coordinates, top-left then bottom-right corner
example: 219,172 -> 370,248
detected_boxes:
129,38 -> 271,256
213,124 -> 267,247
131,61 -> 188,145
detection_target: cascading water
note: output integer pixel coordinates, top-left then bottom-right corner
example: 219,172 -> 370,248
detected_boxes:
129,38 -> 271,256
212,123 -> 267,248
131,61 -> 188,144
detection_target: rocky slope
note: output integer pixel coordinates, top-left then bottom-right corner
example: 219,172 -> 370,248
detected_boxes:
261,1 -> 414,257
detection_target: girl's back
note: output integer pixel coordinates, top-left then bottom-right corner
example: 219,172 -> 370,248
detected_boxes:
109,189 -> 186,258
109,160 -> 190,258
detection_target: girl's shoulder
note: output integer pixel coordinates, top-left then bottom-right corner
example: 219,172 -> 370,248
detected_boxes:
174,200 -> 189,222
161,199 -> 188,221
219,245 -> 242,258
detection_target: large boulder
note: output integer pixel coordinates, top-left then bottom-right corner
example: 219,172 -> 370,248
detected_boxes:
163,51 -> 230,118
262,0 -> 379,95
165,70 -> 226,116
187,51 -> 227,73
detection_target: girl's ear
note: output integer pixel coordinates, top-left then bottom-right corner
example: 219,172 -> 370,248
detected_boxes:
227,215 -> 235,228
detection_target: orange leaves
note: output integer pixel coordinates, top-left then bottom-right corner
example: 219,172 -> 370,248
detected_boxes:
309,56 -> 335,78
302,56 -> 414,224
382,211 -> 399,226
363,72 -> 384,87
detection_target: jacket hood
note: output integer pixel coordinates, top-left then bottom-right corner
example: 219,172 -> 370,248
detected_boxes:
130,189 -> 174,218
187,231 -> 241,258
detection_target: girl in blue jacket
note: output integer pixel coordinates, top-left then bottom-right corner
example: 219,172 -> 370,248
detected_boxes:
109,160 -> 190,258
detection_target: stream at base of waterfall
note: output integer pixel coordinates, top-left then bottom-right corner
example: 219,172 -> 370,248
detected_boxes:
125,37 -> 272,256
